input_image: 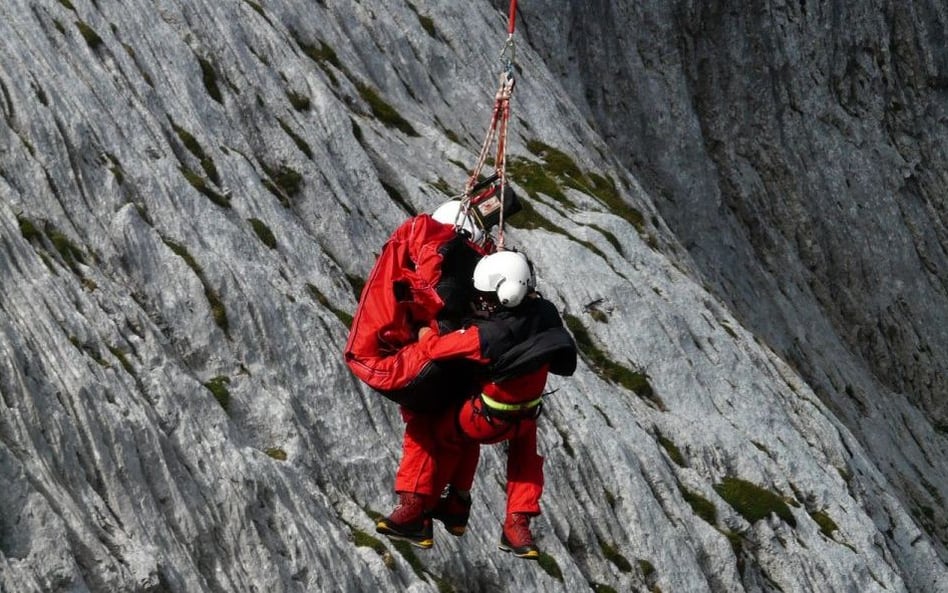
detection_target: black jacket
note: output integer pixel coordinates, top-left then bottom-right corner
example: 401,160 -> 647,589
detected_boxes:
475,296 -> 577,382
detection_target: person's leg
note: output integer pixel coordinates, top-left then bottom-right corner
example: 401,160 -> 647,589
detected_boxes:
504,420 -> 543,516
378,408 -> 438,548
394,408 -> 439,498
499,420 -> 543,559
430,402 -> 480,536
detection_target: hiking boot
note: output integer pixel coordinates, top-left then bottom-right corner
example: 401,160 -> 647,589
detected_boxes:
498,513 -> 539,559
431,486 -> 472,536
376,492 -> 434,549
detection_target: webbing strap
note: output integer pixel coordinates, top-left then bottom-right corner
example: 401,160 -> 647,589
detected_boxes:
481,392 -> 542,412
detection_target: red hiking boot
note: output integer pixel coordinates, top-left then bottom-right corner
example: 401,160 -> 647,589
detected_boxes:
376,492 -> 433,549
499,513 -> 539,559
431,486 -> 472,536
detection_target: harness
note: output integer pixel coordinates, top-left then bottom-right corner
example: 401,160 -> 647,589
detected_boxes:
474,391 -> 543,423
481,391 -> 542,414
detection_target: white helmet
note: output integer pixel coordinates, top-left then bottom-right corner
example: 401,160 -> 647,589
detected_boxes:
473,250 -> 534,308
431,200 -> 483,244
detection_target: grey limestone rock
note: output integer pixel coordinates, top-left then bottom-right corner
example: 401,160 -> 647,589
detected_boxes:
0,1 -> 946,592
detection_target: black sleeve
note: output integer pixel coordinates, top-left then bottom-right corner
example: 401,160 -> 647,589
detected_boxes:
434,236 -> 481,322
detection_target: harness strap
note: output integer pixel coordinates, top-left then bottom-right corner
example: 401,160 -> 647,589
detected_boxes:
480,392 -> 542,412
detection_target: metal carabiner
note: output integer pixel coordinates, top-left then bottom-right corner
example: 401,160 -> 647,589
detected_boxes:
499,34 -> 516,75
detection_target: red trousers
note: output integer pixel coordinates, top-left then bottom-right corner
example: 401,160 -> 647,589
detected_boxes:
394,407 -> 479,498
440,397 -> 544,516
393,369 -> 548,516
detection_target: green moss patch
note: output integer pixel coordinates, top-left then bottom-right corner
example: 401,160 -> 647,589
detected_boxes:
248,218 -> 277,249
203,375 -> 231,411
355,82 -> 418,136
197,56 -> 223,103
75,21 -> 103,50
277,117 -> 313,158
295,35 -> 344,86
352,527 -> 388,556
599,538 -> 632,572
261,162 -> 303,204
563,313 -> 660,407
526,140 -> 584,189
517,139 -> 646,234
169,120 -> 221,185
809,509 -> 838,538
656,433 -> 685,467
180,167 -> 230,208
680,486 -> 717,525
18,219 -> 89,275
264,447 -> 287,461
17,215 -> 43,243
48,225 -> 86,271
586,172 -> 644,233
713,477 -> 796,527
638,558 -> 656,579
107,345 -> 135,376
407,2 -> 439,39
588,223 -> 624,256
428,177 -> 454,197
306,283 -> 353,327
285,89 -> 311,111
391,541 -> 426,579
163,239 -> 229,334
242,0 -> 268,21
507,155 -> 573,208
537,552 -> 563,581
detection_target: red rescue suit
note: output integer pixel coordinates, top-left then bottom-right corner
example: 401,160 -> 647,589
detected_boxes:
393,296 -> 577,511
437,366 -> 549,515
344,215 -> 489,411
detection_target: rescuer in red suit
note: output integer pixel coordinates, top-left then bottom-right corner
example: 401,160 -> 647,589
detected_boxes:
375,251 -> 577,559
345,188 -> 524,548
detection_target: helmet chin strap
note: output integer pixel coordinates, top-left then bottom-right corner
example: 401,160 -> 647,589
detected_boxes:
474,291 -> 500,315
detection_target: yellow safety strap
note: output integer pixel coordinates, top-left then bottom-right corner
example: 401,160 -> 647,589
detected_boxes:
480,392 -> 542,412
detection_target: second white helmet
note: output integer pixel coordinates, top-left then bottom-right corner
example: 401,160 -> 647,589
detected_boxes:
431,200 -> 483,244
473,250 -> 534,308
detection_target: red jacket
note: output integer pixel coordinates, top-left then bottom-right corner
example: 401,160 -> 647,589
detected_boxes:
344,215 -> 487,398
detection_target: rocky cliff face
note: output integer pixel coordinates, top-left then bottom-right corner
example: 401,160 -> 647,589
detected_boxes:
1,1 -> 946,592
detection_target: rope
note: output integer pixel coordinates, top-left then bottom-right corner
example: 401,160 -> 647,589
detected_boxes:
507,0 -> 519,35
462,1 -> 518,251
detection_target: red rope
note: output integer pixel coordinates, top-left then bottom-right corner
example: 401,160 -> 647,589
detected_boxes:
507,0 -> 518,35
462,0 -> 519,250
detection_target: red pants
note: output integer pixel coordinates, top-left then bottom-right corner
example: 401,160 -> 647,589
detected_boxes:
444,397 -> 544,515
394,407 -> 479,500
394,398 -> 544,516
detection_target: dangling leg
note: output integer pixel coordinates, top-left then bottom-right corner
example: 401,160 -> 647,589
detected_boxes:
431,401 -> 480,536
378,408 -> 438,548
499,419 -> 542,559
